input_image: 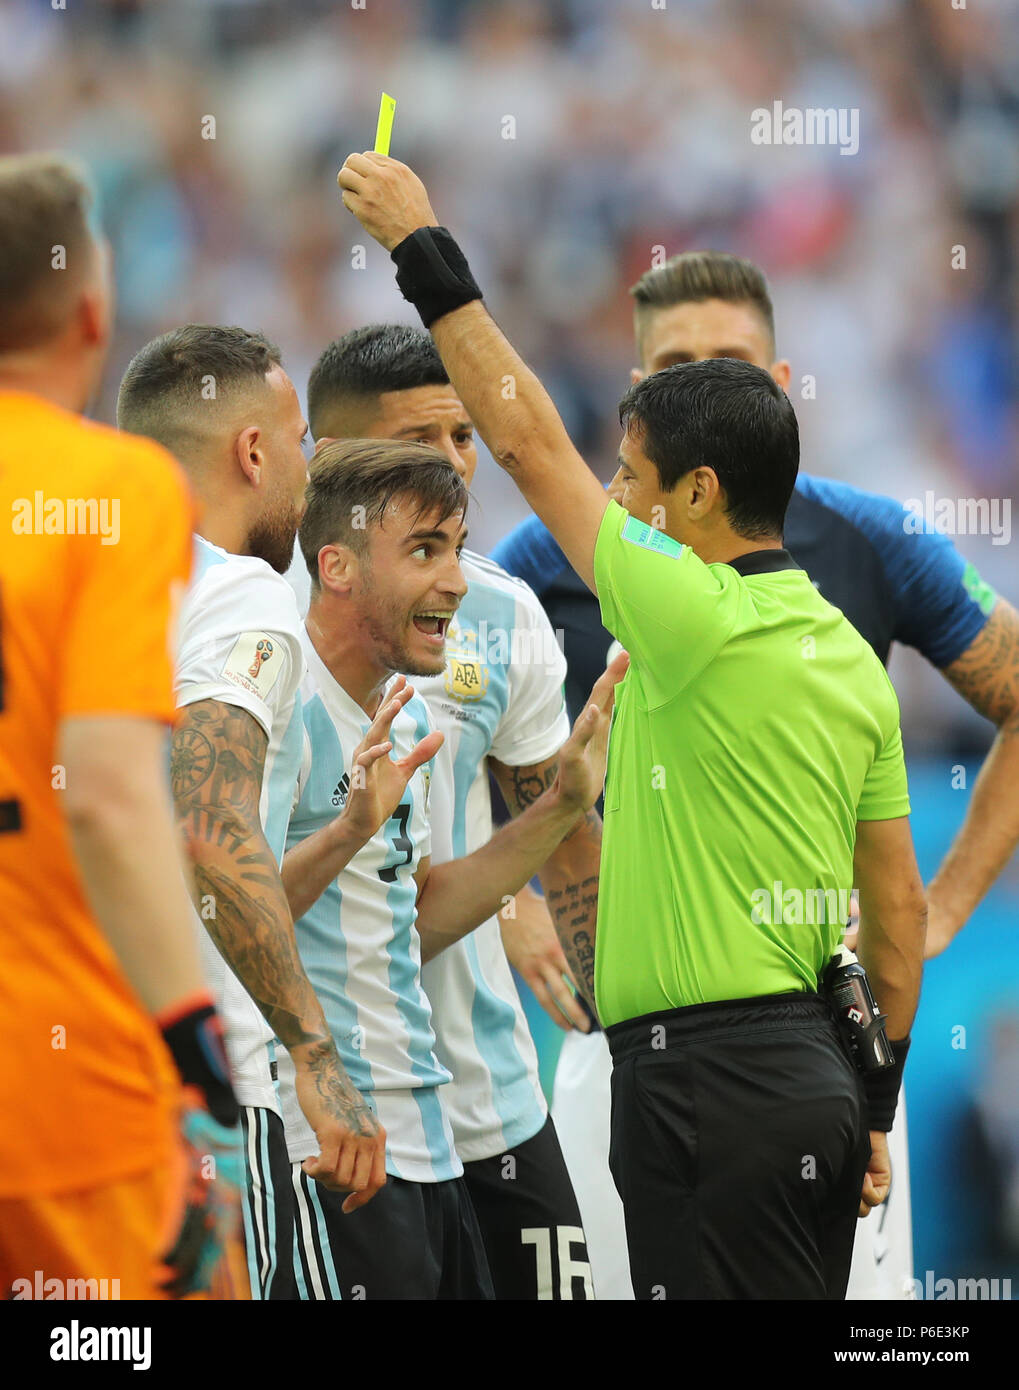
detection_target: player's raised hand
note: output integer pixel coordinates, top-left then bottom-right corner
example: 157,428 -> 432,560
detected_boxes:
553,650 -> 630,815
338,677 -> 444,845
337,151 -> 439,252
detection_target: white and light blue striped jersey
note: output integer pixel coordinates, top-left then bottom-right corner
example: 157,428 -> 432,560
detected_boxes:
176,537 -> 306,1113
414,550 -> 571,1162
279,628 -> 461,1183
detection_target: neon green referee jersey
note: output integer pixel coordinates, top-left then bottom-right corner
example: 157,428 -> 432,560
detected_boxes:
593,498 -> 911,1029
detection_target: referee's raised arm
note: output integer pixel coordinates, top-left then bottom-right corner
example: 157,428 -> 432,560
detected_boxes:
336,152 -> 610,592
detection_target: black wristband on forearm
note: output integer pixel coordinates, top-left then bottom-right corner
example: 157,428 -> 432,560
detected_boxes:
862,1036 -> 910,1132
159,999 -> 239,1128
390,226 -> 483,328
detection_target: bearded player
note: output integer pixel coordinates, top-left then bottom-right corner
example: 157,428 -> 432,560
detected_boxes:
118,325 -> 386,1298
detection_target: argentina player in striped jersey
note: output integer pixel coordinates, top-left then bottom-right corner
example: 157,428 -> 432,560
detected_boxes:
277,439 -> 619,1299
117,328 -> 386,1301
304,328 -> 606,1299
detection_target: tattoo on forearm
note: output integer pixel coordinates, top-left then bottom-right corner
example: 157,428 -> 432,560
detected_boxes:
943,601 -> 1019,732
504,759 -> 559,814
191,860 -> 323,1049
545,873 -> 599,1013
564,807 -> 602,843
172,699 -> 325,1051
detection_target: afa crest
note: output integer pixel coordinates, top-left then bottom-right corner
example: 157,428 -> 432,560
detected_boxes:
445,655 -> 489,702
444,627 -> 489,703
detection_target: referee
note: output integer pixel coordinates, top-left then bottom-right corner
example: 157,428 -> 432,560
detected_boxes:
339,151 -> 928,1299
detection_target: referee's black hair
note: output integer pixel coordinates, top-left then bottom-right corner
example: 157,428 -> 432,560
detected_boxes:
618,358 -> 799,540
308,324 -> 449,439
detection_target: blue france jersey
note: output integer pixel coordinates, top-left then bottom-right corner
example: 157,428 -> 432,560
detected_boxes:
278,629 -> 460,1183
413,551 -> 571,1161
492,472 -> 998,722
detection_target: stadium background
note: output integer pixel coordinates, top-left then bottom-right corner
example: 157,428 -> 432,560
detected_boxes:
2,0 -> 1015,1289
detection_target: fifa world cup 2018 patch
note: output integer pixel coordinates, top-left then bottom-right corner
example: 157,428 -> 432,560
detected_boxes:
221,632 -> 284,699
621,515 -> 683,558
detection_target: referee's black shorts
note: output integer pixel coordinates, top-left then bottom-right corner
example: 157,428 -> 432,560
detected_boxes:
606,993 -> 870,1301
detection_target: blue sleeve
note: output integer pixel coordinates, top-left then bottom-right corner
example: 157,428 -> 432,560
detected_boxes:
490,516 -> 568,599
796,476 -> 997,668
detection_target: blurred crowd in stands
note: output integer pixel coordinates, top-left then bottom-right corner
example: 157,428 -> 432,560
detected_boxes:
1,0 -> 1016,751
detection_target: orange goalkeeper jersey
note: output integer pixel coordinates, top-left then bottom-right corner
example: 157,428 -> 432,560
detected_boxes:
0,390 -> 193,1196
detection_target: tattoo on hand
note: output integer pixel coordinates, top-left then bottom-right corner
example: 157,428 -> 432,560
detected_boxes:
302,1039 -> 380,1138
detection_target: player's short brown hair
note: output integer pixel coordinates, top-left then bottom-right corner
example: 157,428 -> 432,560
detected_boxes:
630,251 -> 776,359
116,324 -> 282,462
300,438 -> 468,590
0,152 -> 97,354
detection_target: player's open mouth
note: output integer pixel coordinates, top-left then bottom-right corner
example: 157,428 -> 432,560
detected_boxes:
412,612 -> 453,645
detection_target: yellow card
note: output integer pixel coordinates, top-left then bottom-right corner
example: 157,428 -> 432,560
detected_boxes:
374,92 -> 396,156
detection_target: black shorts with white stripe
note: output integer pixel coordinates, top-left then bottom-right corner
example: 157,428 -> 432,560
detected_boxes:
291,1166 -> 495,1300
240,1106 -> 297,1301
462,1115 -> 593,1299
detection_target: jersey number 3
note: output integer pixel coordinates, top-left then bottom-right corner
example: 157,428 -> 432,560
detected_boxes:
377,804 -> 412,883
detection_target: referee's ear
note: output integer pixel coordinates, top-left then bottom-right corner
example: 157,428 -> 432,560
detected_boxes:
629,367 -> 643,385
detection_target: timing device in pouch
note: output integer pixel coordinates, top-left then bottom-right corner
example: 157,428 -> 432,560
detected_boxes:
821,946 -> 894,1074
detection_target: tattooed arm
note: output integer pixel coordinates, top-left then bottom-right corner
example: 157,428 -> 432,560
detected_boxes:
490,754 -> 603,1019
491,757 -> 596,1028
498,881 -> 591,1032
925,599 -> 1019,957
171,698 -> 386,1209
